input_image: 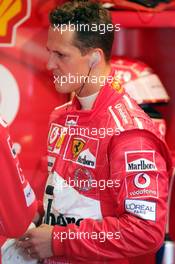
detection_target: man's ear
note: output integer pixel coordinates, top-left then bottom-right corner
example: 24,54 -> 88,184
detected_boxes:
89,52 -> 101,68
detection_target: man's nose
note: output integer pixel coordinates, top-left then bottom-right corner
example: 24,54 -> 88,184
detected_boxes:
47,53 -> 57,70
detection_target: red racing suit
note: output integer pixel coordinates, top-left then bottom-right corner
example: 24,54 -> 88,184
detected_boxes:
43,67 -> 172,264
0,118 -> 37,238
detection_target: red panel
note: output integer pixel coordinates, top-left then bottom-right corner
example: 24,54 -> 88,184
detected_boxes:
111,10 -> 175,28
112,28 -> 175,152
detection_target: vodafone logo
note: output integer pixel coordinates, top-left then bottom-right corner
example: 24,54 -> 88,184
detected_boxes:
0,65 -> 20,125
125,171 -> 159,199
0,0 -> 31,46
134,173 -> 150,189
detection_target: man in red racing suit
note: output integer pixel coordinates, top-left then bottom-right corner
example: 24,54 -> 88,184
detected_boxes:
0,118 -> 37,238
19,67 -> 172,264
18,1 -> 172,263
44,67 -> 172,264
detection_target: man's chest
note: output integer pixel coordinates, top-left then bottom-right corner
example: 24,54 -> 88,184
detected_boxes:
44,113 -> 117,225
47,111 -> 112,177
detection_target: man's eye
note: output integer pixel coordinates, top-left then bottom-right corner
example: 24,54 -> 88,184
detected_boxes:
55,52 -> 65,57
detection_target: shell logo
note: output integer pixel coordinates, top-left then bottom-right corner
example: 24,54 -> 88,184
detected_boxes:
0,0 -> 31,47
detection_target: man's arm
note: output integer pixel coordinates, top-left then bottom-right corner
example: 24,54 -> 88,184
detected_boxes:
52,130 -> 170,260
0,119 -> 37,237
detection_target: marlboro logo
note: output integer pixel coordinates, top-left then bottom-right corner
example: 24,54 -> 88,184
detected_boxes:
65,115 -> 79,126
0,0 -> 31,46
125,151 -> 157,172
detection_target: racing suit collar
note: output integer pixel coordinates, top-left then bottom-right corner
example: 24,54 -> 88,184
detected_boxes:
72,66 -> 124,112
76,91 -> 100,110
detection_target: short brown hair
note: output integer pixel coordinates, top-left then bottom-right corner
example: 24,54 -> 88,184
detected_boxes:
49,1 -> 114,61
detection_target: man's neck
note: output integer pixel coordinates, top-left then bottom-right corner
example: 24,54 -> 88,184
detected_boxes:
76,91 -> 100,110
76,63 -> 111,97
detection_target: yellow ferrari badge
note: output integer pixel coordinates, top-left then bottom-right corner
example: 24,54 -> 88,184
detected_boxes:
72,138 -> 86,158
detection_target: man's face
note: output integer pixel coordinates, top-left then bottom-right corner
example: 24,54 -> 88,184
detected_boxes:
47,26 -> 91,94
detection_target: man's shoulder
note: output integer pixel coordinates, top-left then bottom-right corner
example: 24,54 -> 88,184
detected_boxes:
50,101 -> 72,124
107,92 -> 158,135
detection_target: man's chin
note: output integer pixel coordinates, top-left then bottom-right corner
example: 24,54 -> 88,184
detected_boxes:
55,84 -> 78,94
55,85 -> 69,94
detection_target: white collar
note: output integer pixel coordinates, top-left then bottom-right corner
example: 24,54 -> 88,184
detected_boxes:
76,91 -> 100,110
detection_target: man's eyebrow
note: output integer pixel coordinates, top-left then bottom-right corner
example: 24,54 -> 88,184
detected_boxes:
46,47 -> 59,53
46,46 -> 67,54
